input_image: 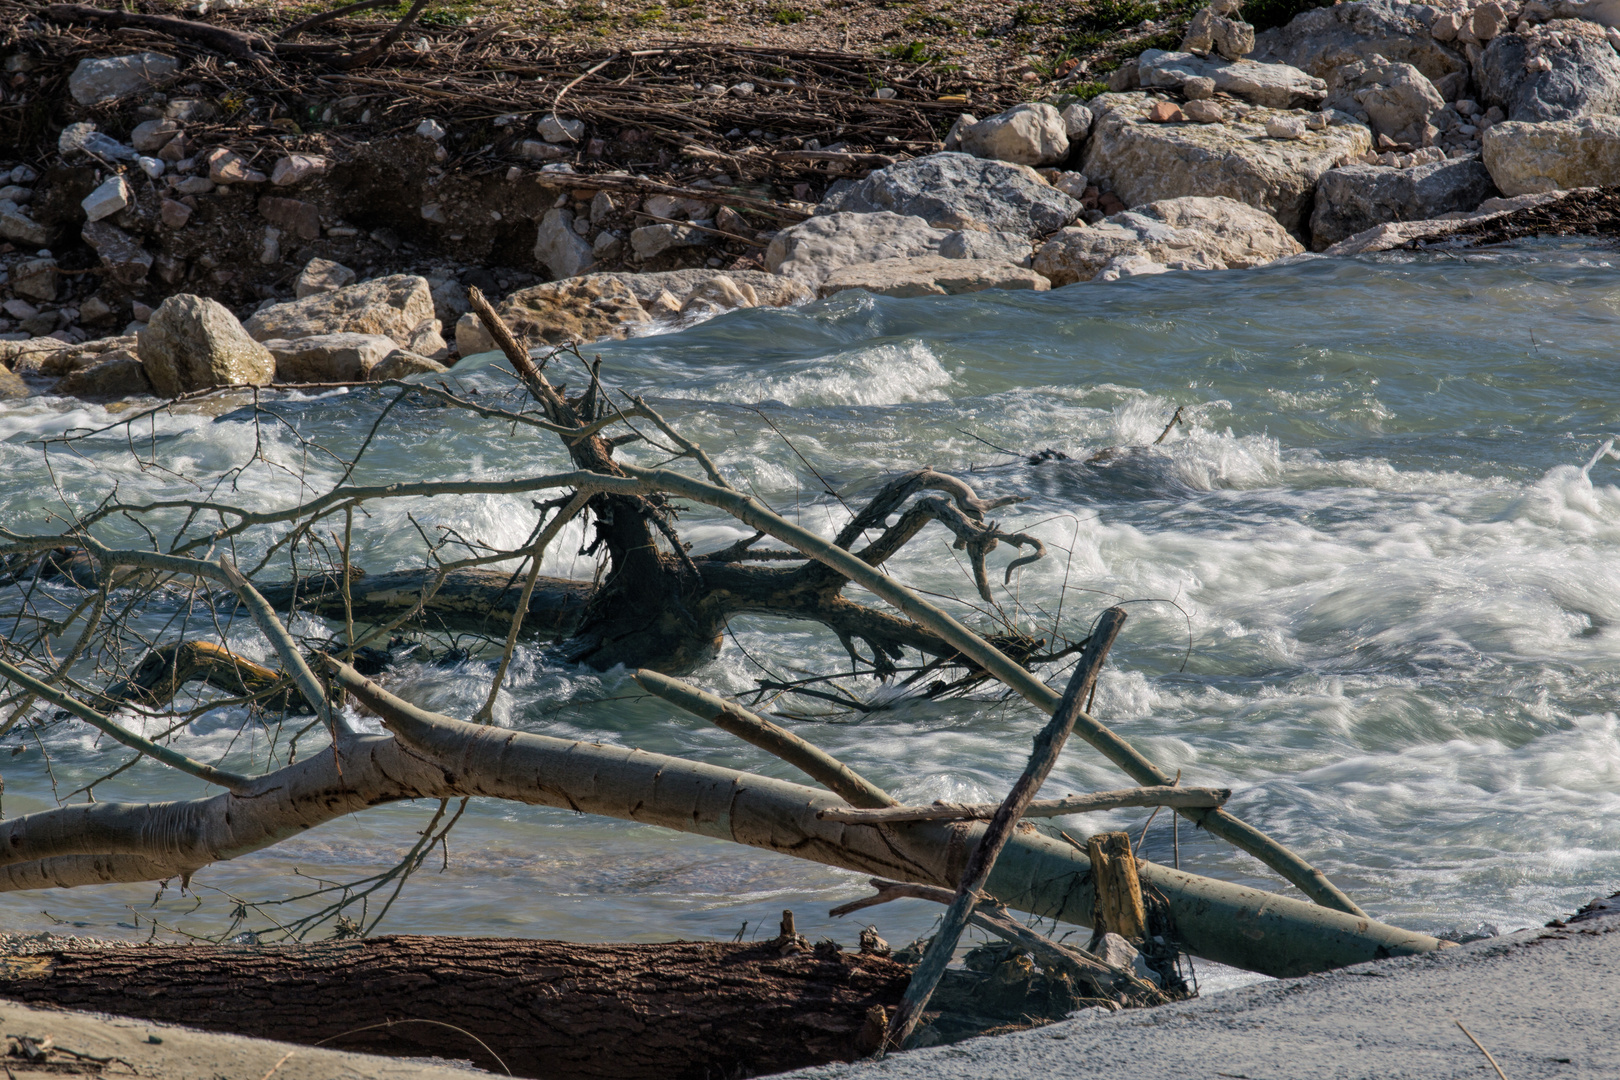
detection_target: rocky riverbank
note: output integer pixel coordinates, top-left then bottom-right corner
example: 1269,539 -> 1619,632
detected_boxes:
3,0 -> 1620,402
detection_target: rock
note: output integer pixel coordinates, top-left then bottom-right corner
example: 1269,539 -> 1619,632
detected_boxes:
264,332 -> 397,382
1482,115 -> 1620,194
535,208 -> 596,279
1249,0 -> 1466,84
768,211 -> 1031,286
1477,23 -> 1620,122
164,98 -> 216,124
630,222 -> 710,259
949,103 -> 1070,166
1471,1 -> 1510,40
370,349 -> 449,381
82,176 -> 132,223
816,152 -> 1082,237
81,221 -> 152,285
1138,50 -> 1328,109
593,231 -> 622,260
243,275 -> 436,348
58,123 -> 136,162
1266,115 -> 1308,138
1095,253 -> 1172,280
494,276 -> 650,346
11,259 -> 57,302
79,296 -> 114,325
270,154 -> 328,187
680,275 -> 755,313
205,149 -> 267,185
291,259 -> 356,303
1309,158 -> 1499,248
1324,56 -> 1446,147
538,114 -> 585,143
407,318 -> 450,360
68,53 -> 179,106
0,365 -> 26,399
609,268 -> 813,310
257,196 -> 321,241
130,118 -> 181,154
1150,101 -> 1188,122
1061,103 -> 1094,139
159,198 -> 192,229
1322,189 -> 1570,253
1033,195 -> 1302,286
415,119 -> 446,141
0,200 -> 49,246
1083,92 -> 1372,235
1184,99 -> 1227,122
138,294 -> 275,397
56,349 -> 151,399
173,176 -> 214,196
455,312 -> 494,357
819,256 -> 1051,298
520,140 -> 570,162
1182,5 -> 1256,60
1184,76 -> 1218,100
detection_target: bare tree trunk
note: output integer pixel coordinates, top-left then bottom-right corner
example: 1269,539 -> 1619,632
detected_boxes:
0,936 -> 908,1079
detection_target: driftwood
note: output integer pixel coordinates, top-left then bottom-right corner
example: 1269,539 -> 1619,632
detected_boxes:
0,936 -> 909,1079
817,785 -> 1231,823
1089,831 -> 1148,941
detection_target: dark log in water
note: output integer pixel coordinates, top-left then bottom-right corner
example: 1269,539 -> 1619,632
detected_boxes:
0,936 -> 909,1079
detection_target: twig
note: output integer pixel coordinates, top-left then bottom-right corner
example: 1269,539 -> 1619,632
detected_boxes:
880,607 -> 1128,1052
1455,1020 -> 1511,1080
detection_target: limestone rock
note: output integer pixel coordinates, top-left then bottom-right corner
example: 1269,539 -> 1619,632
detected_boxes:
610,269 -> 813,310
264,333 -> 398,382
1267,115 -> 1308,138
535,208 -> 596,279
455,313 -> 494,358
1139,50 -> 1327,109
949,103 -> 1070,166
1082,92 -> 1371,235
1181,5 -> 1257,60
295,258 -> 356,299
11,259 -> 57,302
243,276 -> 436,348
68,53 -> 178,106
138,295 -> 275,397
1249,0 -> 1466,84
493,276 -> 651,346
1096,253 -> 1171,280
0,200 -> 49,247
1184,99 -> 1228,122
370,349 -> 450,381
1033,195 -> 1302,286
205,149 -> 266,185
408,319 -> 450,360
82,175 -> 132,223
1309,158 -> 1499,248
1324,57 -> 1445,147
56,350 -> 151,399
767,211 -> 1031,286
630,222 -> 711,259
1477,23 -> 1620,122
81,221 -> 152,285
815,152 -> 1082,237
819,256 -> 1051,298
1061,103 -> 1095,140
130,119 -> 181,154
271,154 -> 328,187
1482,116 -> 1620,194
0,365 -> 26,400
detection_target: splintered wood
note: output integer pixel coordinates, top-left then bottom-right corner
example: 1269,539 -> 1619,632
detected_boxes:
1088,831 -> 1148,941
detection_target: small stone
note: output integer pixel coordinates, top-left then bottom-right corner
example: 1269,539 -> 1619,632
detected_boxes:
715,206 -> 750,236
874,87 -> 898,98
58,123 -> 136,162
1183,76 -> 1217,100
172,175 -> 214,195
534,208 -> 595,279
159,198 -> 192,229
369,348 -> 449,381
82,176 -> 133,223
0,201 -> 49,248
631,222 -> 710,259
82,221 -> 152,285
730,82 -> 755,96
415,119 -> 447,140
1431,11 -> 1462,41
1060,102 -> 1094,138
1471,2 -> 1508,41
537,114 -> 585,143
131,301 -> 155,322
158,135 -> 191,163
295,257 -> 356,299
138,156 -> 165,179
270,154 -> 327,186
1148,101 -> 1187,122
260,225 -> 281,265
1183,99 -> 1227,123
592,230 -> 622,260
206,148 -> 266,185
11,166 -> 37,185
1266,115 -> 1308,139
1525,55 -> 1553,73
164,98 -> 215,123
79,296 -> 115,325
131,118 -> 182,153
701,83 -> 726,96
419,202 -> 448,225
407,318 -> 450,360
590,190 -> 616,223
2,299 -> 38,320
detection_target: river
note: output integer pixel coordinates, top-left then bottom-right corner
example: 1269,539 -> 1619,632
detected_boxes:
2,241 -> 1618,992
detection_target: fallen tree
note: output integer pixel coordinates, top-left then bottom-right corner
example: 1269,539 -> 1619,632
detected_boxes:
0,289 -> 1450,1069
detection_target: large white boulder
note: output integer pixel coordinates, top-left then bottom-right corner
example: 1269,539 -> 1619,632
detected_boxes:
68,53 -> 179,106
819,256 -> 1050,298
1033,196 -> 1302,286
948,103 -> 1070,166
243,276 -> 436,348
1482,116 -> 1620,195
1082,93 -> 1372,236
138,295 -> 275,398
1477,21 -> 1620,122
1139,50 -> 1326,109
767,211 -> 1031,287
815,153 -> 1082,236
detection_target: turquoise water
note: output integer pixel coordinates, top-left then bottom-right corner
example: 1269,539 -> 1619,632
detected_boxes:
2,242 -> 1618,988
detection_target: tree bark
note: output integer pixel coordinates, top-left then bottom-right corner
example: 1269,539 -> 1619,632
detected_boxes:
0,936 -> 908,1080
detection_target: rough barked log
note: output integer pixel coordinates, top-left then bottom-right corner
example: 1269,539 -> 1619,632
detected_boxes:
0,936 -> 909,1080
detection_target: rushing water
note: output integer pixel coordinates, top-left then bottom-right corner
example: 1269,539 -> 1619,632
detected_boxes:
2,241 -> 1619,991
